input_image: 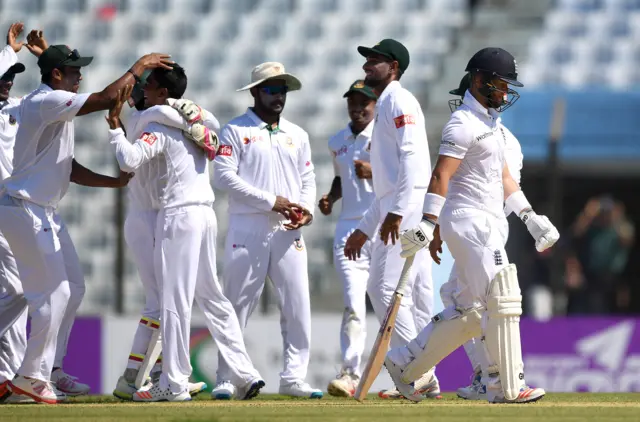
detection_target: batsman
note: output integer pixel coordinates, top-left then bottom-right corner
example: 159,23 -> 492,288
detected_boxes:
386,47 -> 560,403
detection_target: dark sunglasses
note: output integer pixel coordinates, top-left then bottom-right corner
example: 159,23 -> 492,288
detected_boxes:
259,85 -> 289,95
64,49 -> 81,62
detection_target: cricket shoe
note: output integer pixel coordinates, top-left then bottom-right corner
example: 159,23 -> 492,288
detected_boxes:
383,356 -> 425,403
238,377 -> 266,400
8,376 -> 64,404
51,369 -> 90,396
279,380 -> 323,399
188,381 -> 207,397
113,375 -> 152,401
457,371 -> 486,400
379,371 -> 441,400
489,386 -> 545,404
133,383 -> 191,402
211,380 -> 235,400
327,371 -> 359,398
0,380 -> 10,402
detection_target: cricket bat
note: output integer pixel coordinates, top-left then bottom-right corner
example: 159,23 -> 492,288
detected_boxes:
135,329 -> 162,388
355,254 -> 415,402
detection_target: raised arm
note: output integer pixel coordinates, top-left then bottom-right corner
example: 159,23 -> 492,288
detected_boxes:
77,53 -> 174,117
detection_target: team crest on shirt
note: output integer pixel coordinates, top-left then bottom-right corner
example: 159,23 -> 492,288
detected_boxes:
243,136 -> 262,145
335,145 -> 348,157
141,132 -> 157,145
294,238 -> 304,251
8,115 -> 16,125
284,136 -> 294,148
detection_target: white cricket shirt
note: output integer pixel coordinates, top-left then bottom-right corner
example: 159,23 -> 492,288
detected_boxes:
369,81 -> 430,216
500,124 -> 523,186
2,84 -> 89,207
109,122 -> 214,209
0,45 -> 23,181
438,91 -> 506,219
122,105 -> 220,211
328,121 -> 375,220
213,107 -> 316,217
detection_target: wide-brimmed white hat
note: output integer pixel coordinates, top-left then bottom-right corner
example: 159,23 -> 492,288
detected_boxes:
237,62 -> 302,92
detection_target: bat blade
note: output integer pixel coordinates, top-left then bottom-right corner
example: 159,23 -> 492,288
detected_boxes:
354,292 -> 402,402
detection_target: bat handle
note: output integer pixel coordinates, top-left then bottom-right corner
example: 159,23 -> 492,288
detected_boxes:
395,254 -> 415,295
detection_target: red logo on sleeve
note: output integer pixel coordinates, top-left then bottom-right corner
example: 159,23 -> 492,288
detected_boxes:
305,161 -> 311,166
141,132 -> 157,145
217,145 -> 233,157
66,100 -> 73,106
393,114 -> 416,129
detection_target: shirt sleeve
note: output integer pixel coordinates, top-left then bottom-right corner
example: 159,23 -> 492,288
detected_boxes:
39,90 -> 90,123
0,45 -> 18,77
212,125 -> 277,211
109,123 -> 165,172
357,198 -> 381,239
388,93 -> 426,217
438,115 -> 474,159
298,132 -> 316,216
201,109 -> 221,134
138,105 -> 189,132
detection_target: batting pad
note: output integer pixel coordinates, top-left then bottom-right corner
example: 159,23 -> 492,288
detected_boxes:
485,263 -> 524,401
402,306 -> 482,383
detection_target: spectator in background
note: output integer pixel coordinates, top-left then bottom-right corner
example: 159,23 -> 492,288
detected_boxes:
566,196 -> 635,314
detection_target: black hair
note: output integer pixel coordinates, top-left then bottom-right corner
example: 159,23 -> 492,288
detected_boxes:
151,63 -> 187,99
41,70 -> 55,84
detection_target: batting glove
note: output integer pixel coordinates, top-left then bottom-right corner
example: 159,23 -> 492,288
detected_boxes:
169,98 -> 202,124
184,123 -> 220,161
520,210 -> 560,252
400,218 -> 436,258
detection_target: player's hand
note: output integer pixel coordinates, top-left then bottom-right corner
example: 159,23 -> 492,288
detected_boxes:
354,160 -> 372,179
184,123 -> 219,160
400,217 -> 436,258
272,196 -> 301,219
520,210 -> 560,252
105,85 -> 133,129
117,170 -> 134,187
137,53 -> 174,70
7,22 -> 25,53
428,225 -> 443,264
284,207 -> 312,230
168,98 -> 203,124
344,229 -> 368,261
379,212 -> 403,245
25,29 -> 48,57
318,194 -> 334,216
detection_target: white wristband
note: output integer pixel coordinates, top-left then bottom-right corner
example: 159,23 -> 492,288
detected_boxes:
505,190 -> 532,217
422,193 -> 446,217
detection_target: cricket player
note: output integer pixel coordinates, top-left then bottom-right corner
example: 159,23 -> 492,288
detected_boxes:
112,73 -> 219,401
387,47 -> 559,403
440,73 -> 526,400
318,80 -> 377,397
213,62 -> 322,399
342,39 -> 439,398
0,23 -> 30,404
107,65 -> 264,402
0,32 -> 172,402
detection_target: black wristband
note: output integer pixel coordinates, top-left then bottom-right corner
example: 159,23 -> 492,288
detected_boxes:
127,69 -> 141,83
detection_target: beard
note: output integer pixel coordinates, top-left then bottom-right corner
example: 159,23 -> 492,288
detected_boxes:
363,75 -> 382,88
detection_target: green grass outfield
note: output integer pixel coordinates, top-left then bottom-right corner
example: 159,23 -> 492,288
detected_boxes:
2,393 -> 638,422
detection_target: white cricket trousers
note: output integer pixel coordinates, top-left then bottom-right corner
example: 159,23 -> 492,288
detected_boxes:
367,190 -> 432,349
0,231 -> 27,383
394,209 -> 508,369
124,209 -> 162,371
0,195 -> 85,381
333,217 -> 434,376
217,213 -> 311,385
156,205 -> 259,394
439,215 -> 509,373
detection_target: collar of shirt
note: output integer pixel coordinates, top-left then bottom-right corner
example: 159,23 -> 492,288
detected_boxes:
245,107 -> 292,134
347,120 -> 374,140
37,83 -> 53,93
0,100 -> 6,110
463,90 -> 500,123
378,80 -> 401,102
